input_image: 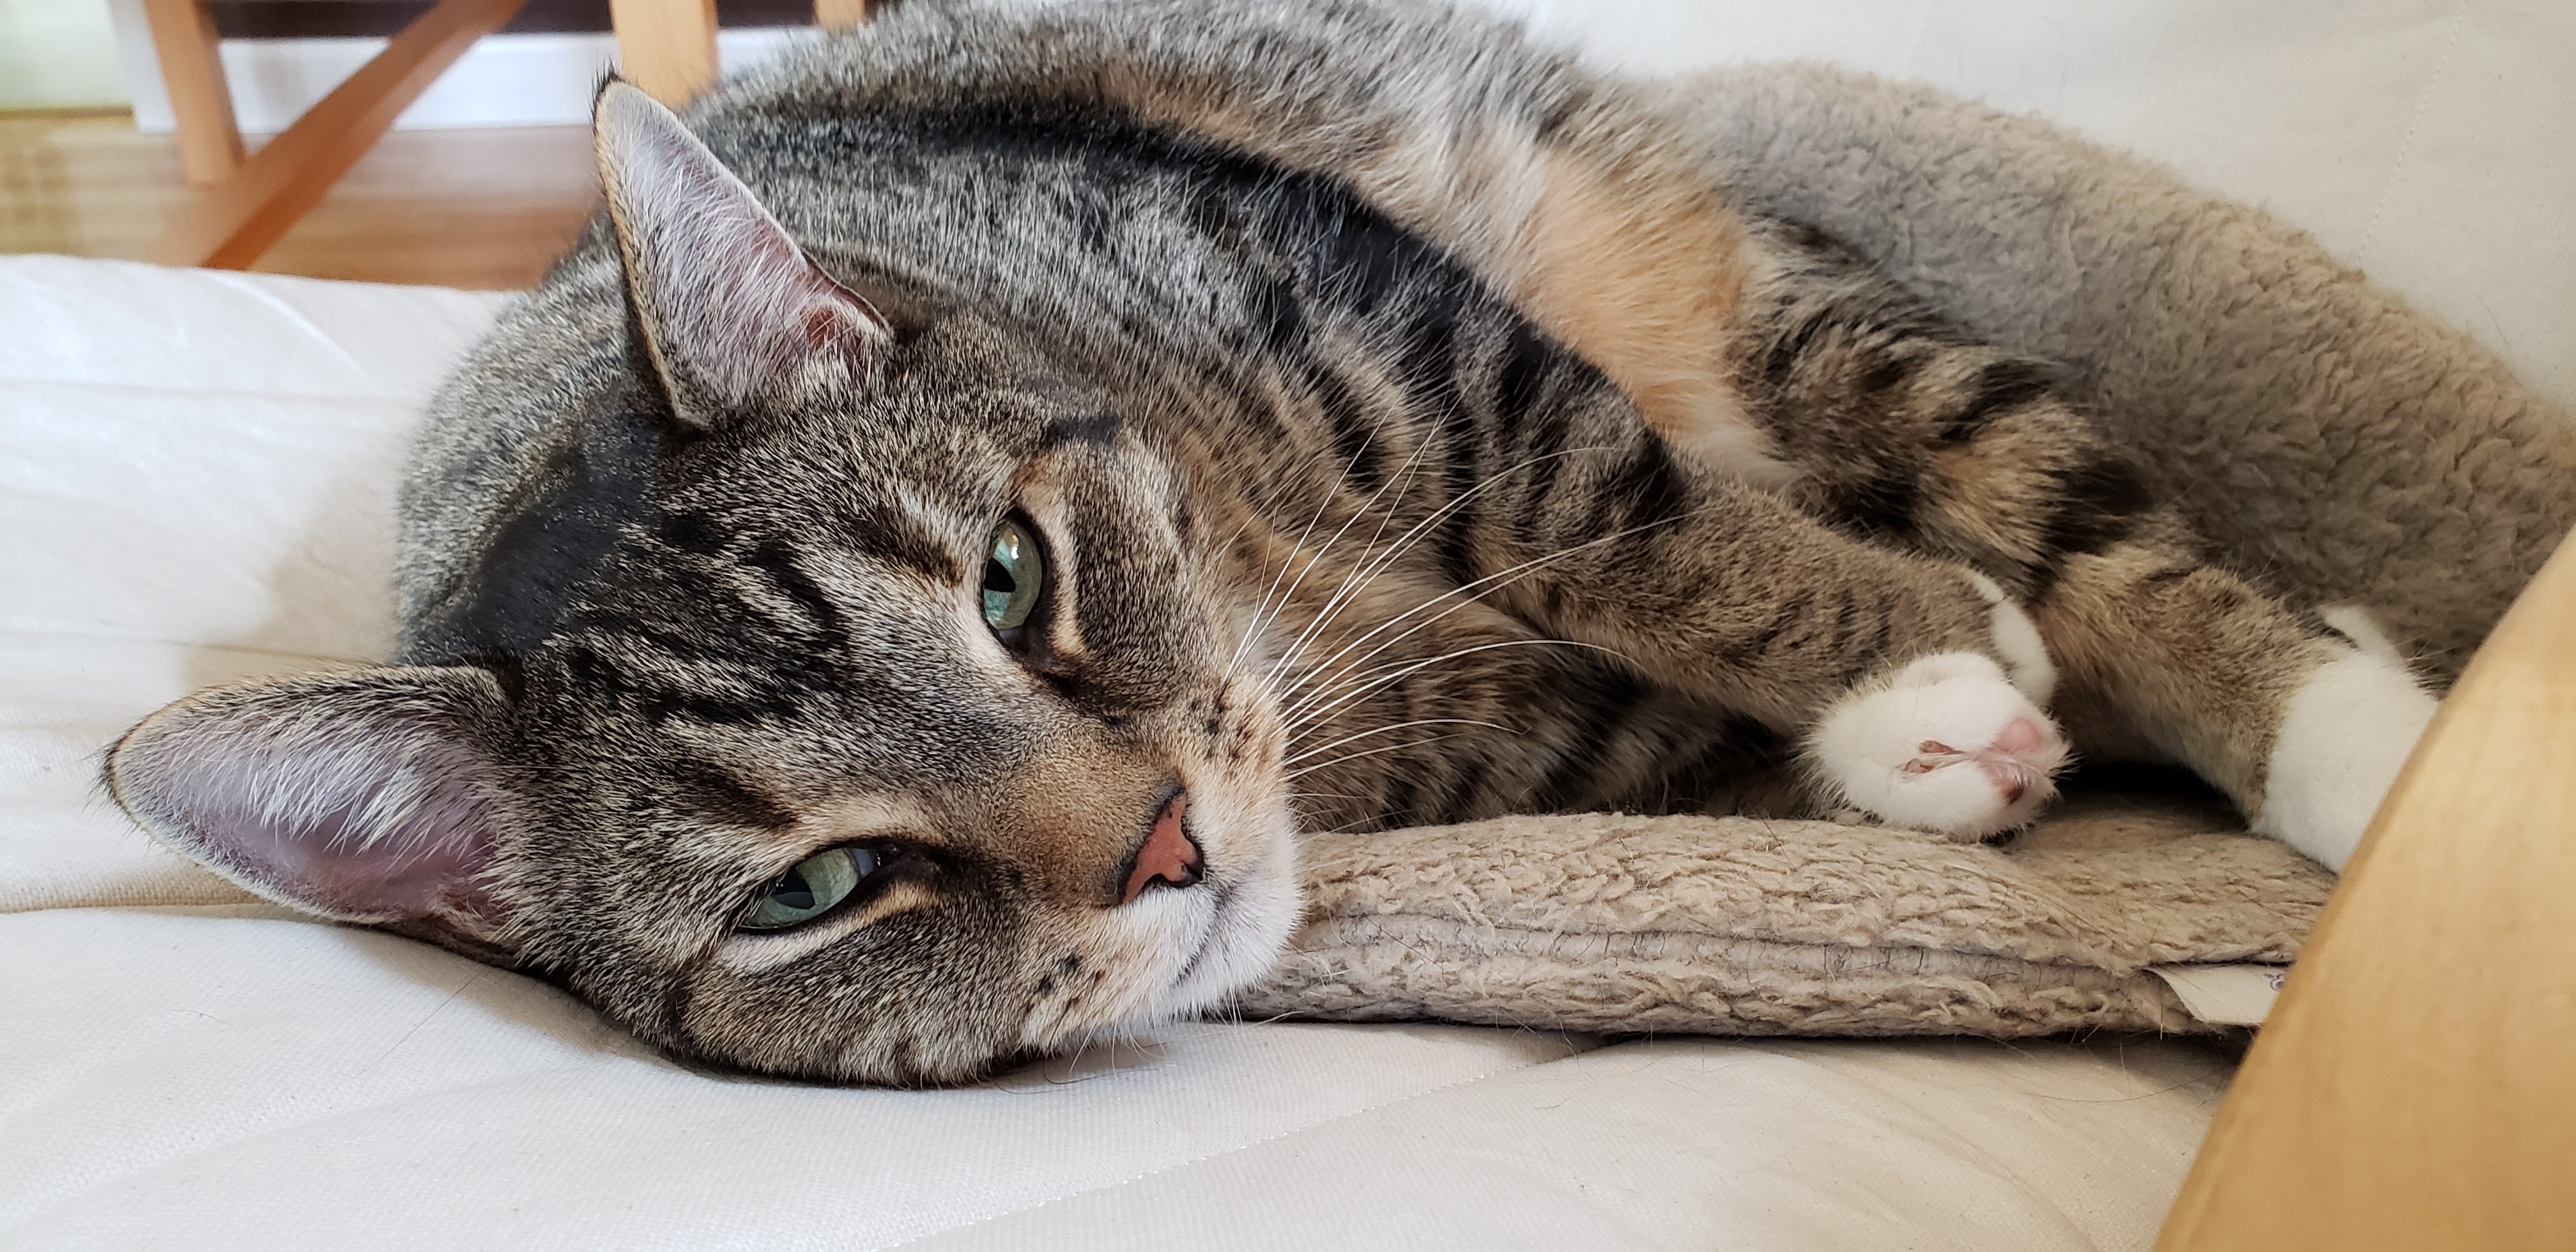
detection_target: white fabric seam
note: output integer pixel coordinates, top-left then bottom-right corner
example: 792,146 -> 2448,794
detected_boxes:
0,374 -> 437,405
0,1057 -> 652,1234
2354,0 -> 2469,264
203,274 -> 390,381
0,627 -> 367,666
875,1043 -> 1604,1250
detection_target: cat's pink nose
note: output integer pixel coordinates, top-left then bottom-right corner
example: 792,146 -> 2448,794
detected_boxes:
1121,793 -> 1202,904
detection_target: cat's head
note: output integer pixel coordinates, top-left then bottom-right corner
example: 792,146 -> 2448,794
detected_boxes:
103,83 -> 1303,1085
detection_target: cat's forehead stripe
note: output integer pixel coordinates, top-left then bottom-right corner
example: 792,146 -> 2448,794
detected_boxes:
835,494 -> 965,584
794,792 -> 931,844
663,756 -> 800,831
1039,411 -> 1123,448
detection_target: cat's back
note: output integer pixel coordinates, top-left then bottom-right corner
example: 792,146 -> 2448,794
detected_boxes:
394,0 -> 1609,655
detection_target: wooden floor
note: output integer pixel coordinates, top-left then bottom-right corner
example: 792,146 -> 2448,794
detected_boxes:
0,110 -> 596,290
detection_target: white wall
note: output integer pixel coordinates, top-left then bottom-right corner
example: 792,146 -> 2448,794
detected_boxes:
1505,0 -> 2575,410
0,0 -> 129,109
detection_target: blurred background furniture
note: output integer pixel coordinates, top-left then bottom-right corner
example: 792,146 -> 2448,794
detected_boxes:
136,0 -> 870,269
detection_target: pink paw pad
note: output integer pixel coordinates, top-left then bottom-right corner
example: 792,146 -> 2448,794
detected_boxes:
1902,717 -> 2051,804
1814,656 -> 2071,841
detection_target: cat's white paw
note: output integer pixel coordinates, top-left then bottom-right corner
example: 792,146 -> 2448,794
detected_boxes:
2255,649 -> 2436,873
1812,651 -> 2069,841
1965,571 -> 2056,702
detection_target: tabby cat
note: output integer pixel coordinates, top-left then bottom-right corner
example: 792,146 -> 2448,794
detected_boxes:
105,0 -> 2436,1084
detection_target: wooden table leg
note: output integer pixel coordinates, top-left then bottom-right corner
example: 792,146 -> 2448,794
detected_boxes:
610,0 -> 720,107
815,0 -> 875,29
145,0 -> 526,270
140,0 -> 245,187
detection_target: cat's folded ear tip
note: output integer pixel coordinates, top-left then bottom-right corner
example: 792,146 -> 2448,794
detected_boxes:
593,77 -> 677,137
594,76 -> 646,112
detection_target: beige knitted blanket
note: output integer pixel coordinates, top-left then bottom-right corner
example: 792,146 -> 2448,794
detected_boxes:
1243,790 -> 2329,1035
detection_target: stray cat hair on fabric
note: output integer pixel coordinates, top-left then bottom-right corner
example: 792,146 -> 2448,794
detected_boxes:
107,0 -> 2443,1084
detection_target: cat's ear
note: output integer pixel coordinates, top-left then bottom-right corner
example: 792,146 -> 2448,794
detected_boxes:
105,666 -> 523,958
592,79 -> 891,427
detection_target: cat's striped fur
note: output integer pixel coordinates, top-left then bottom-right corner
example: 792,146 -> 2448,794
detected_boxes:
105,0 -> 2435,1084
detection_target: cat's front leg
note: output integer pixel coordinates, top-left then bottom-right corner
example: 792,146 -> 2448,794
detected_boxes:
1806,576 -> 2069,841
1491,467 -> 2071,839
2026,530 -> 2439,872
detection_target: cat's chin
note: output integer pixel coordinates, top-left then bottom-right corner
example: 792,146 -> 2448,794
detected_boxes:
1148,819 -> 1305,1021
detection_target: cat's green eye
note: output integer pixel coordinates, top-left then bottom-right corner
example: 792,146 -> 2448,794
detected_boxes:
982,518 -> 1045,633
740,846 -> 880,931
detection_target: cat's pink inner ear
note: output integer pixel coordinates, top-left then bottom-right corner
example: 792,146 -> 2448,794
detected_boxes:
106,668 -> 517,943
594,80 -> 889,419
185,737 -> 503,925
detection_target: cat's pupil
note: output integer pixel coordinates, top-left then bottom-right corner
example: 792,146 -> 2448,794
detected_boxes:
983,562 -> 1014,595
772,867 -> 817,910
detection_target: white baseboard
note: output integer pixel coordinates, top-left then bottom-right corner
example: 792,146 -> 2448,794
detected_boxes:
117,17 -> 809,134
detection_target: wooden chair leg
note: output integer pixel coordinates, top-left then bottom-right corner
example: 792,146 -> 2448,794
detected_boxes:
611,0 -> 720,107
146,0 -> 526,270
815,0 -> 875,29
140,0 -> 245,187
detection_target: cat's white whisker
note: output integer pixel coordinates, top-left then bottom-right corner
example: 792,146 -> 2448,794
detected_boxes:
1275,513 -> 1676,729
1261,446 -> 1620,712
1222,429 -> 1373,682
1275,514 -> 1653,721
1243,414 -> 1452,682
1281,636 -> 1623,742
1227,381 -> 1430,684
1285,733 -> 1475,780
1249,434 -> 1445,702
1282,717 -> 1516,767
